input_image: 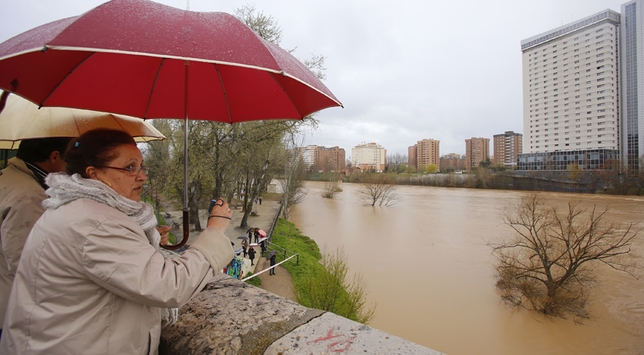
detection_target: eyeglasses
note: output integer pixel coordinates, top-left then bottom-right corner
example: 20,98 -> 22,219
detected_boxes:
96,165 -> 149,176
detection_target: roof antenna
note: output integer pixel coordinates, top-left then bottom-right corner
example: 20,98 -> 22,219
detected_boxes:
186,0 -> 190,10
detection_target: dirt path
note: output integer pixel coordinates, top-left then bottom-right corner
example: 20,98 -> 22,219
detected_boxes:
254,255 -> 295,301
155,195 -> 296,301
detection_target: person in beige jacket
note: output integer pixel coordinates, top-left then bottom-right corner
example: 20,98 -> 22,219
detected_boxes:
0,129 -> 234,355
0,137 -> 70,339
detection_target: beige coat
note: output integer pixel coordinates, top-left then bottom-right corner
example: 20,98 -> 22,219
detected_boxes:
0,158 -> 47,330
0,198 -> 233,355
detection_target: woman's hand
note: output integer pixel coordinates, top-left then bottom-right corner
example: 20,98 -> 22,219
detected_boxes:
156,225 -> 172,246
207,198 -> 233,233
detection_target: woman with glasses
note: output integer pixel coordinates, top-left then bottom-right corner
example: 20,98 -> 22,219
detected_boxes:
0,129 -> 234,355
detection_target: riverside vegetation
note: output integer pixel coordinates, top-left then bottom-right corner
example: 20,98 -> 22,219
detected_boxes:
270,219 -> 375,324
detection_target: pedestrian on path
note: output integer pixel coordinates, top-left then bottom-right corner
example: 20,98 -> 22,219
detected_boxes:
248,247 -> 256,266
269,252 -> 276,275
241,238 -> 248,257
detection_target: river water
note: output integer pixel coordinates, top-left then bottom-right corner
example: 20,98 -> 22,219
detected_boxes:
290,181 -> 644,355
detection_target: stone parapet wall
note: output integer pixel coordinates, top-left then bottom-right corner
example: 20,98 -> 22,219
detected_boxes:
160,274 -> 445,355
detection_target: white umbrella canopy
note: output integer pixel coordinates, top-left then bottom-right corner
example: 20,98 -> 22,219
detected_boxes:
0,94 -> 166,149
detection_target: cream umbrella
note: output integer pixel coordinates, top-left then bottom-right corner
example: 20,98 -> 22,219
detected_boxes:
0,94 -> 165,149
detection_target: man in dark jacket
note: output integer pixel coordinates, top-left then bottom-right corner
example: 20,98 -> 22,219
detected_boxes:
248,246 -> 256,266
0,137 -> 70,338
269,252 -> 277,275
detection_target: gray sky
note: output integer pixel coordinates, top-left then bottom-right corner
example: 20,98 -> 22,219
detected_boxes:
0,0 -> 627,156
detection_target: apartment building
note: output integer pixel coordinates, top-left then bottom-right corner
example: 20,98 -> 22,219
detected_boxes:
299,145 -> 317,169
440,153 -> 467,172
408,139 -> 440,171
465,137 -> 490,170
493,131 -> 523,169
408,145 -> 418,170
519,9 -> 622,170
352,142 -> 386,172
314,146 -> 346,172
299,145 -> 346,172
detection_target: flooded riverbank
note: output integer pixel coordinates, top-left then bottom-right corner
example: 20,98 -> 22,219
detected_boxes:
291,182 -> 644,355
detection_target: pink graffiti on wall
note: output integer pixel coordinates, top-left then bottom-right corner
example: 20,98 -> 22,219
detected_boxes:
306,326 -> 356,353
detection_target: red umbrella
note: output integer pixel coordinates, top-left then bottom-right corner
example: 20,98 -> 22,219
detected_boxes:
0,0 -> 342,248
0,0 -> 341,121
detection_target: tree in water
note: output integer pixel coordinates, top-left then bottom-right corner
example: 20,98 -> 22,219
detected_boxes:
357,173 -> 399,206
492,193 -> 640,320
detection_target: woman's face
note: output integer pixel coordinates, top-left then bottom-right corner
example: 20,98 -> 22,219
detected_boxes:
91,144 -> 147,201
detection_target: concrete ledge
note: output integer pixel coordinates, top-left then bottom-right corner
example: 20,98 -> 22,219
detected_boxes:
265,313 -> 446,355
160,274 -> 444,355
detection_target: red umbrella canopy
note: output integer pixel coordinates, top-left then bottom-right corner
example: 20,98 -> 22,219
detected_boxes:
0,0 -> 342,122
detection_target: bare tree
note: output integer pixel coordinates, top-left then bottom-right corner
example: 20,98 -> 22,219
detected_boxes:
357,173 -> 399,206
234,5 -> 283,46
279,134 -> 308,220
322,172 -> 342,198
386,153 -> 407,173
492,193 -> 640,320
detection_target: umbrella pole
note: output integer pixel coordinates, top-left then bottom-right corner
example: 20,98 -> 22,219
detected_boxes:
161,62 -> 191,251
182,61 -> 190,244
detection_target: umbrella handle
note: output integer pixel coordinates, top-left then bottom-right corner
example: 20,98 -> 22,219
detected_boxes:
161,211 -> 190,250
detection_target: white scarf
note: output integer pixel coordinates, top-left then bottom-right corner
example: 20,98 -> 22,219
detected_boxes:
44,172 -> 178,325
44,173 -> 161,248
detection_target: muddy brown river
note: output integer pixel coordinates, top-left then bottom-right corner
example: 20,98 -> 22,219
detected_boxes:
290,181 -> 644,355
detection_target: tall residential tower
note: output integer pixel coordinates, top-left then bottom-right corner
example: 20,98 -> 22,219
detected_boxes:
408,139 -> 440,171
465,137 -> 490,170
519,10 -> 622,170
352,142 -> 386,172
493,131 -> 523,169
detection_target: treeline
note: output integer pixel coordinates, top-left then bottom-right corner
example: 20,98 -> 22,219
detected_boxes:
307,166 -> 644,195
142,119 -> 310,230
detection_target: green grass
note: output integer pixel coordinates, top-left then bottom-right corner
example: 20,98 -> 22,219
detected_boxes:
270,219 -> 325,303
270,219 -> 323,279
270,219 -> 368,323
245,273 -> 262,287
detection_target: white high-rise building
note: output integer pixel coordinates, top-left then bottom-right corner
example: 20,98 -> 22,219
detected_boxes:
351,142 -> 386,172
299,145 -> 317,169
519,9 -> 622,170
521,10 -> 621,154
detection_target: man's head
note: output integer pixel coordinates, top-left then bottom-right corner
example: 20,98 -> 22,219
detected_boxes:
16,137 -> 72,173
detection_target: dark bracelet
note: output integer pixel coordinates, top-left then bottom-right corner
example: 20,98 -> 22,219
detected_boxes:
208,215 -> 231,220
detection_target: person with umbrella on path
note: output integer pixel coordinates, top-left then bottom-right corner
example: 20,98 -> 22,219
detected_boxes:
0,135 -> 71,339
259,238 -> 267,257
0,129 -> 234,354
248,246 -> 256,266
269,251 -> 277,276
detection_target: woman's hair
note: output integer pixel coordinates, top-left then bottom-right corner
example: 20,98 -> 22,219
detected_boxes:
64,129 -> 136,177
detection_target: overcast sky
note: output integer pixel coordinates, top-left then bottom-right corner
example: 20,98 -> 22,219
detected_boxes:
0,0 -> 628,156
